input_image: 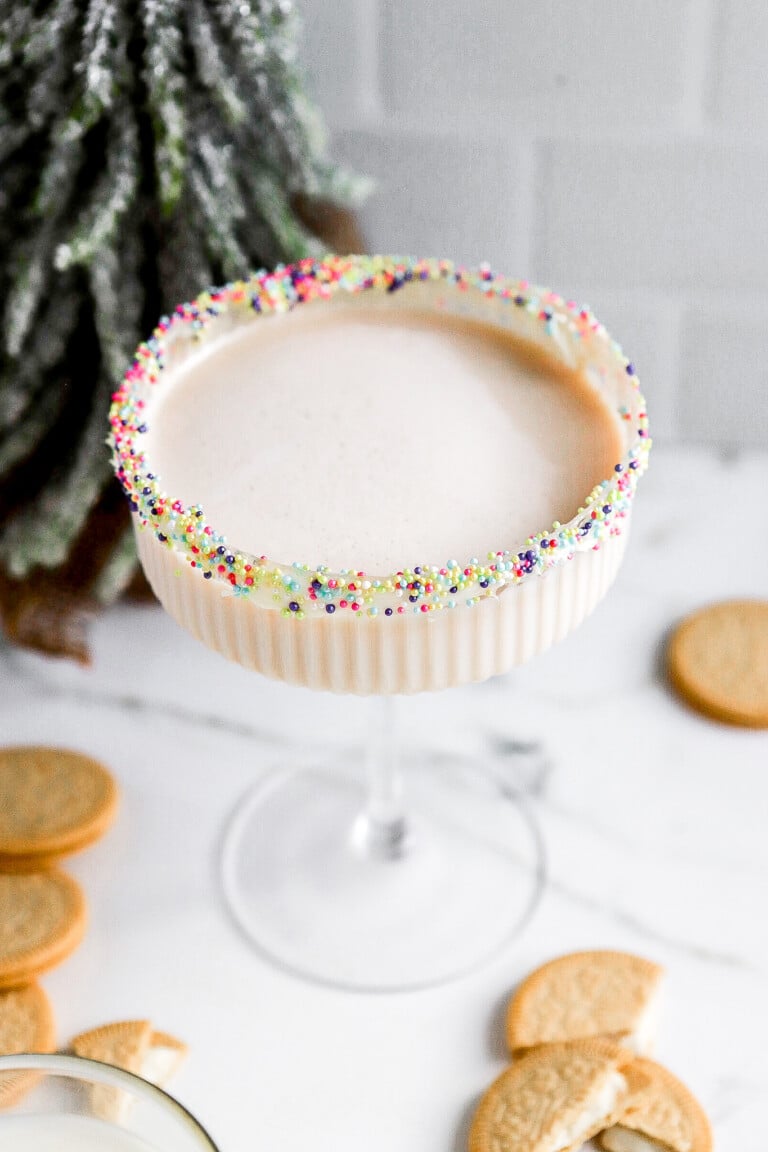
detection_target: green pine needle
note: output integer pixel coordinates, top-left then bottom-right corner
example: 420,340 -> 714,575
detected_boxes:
0,0 -> 366,589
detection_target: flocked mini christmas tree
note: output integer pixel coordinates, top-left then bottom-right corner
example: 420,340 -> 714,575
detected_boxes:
0,0 -> 363,658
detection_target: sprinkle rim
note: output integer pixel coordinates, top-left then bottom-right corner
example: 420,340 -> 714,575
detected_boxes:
108,255 -> 651,620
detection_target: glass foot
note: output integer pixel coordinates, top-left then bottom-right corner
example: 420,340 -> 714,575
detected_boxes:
221,758 -> 545,992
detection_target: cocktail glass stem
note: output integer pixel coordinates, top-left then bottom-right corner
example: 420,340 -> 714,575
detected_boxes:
354,698 -> 408,859
221,692 -> 544,991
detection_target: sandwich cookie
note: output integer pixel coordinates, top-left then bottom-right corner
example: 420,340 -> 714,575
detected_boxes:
667,600 -> 768,728
0,983 -> 56,1109
600,1057 -> 712,1152
0,870 -> 86,988
72,1020 -> 188,1121
73,1021 -> 153,1123
0,746 -> 119,871
469,1039 -> 632,1152
506,950 -> 664,1056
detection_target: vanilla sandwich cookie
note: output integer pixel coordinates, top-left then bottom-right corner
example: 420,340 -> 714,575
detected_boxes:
0,983 -> 56,1109
0,746 -> 118,871
72,1021 -> 188,1120
72,1020 -> 153,1122
506,950 -> 664,1056
469,1038 -> 632,1152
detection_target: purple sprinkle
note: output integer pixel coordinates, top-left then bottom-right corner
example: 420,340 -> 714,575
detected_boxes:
289,601 -> 300,612
326,604 -> 336,614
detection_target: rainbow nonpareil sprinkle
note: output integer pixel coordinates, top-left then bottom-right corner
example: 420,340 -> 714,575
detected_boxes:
108,254 -> 650,620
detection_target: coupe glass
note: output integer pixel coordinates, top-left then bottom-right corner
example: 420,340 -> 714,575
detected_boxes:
0,1053 -> 218,1150
109,256 -> 649,991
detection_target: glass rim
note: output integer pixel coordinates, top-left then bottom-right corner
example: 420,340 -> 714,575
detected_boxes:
0,1052 -> 220,1150
109,254 -> 651,620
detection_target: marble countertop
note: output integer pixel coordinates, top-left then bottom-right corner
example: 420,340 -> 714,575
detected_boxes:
1,445 -> 766,1151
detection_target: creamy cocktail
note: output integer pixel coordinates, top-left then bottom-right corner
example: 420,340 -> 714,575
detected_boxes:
113,257 -> 646,695
109,255 -> 650,987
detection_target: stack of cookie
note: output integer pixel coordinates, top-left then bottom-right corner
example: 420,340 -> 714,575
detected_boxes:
0,746 -> 189,1110
470,950 -> 712,1152
0,746 -> 118,1079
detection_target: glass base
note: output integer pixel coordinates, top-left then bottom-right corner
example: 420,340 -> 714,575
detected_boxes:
221,759 -> 545,992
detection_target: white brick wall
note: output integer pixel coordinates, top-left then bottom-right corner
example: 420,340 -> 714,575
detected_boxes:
299,0 -> 768,447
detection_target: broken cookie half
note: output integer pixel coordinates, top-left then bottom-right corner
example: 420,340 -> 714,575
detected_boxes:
71,1019 -> 188,1122
506,950 -> 664,1056
469,1039 -> 635,1152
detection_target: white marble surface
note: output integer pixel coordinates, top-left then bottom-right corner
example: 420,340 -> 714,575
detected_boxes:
1,445 -> 767,1151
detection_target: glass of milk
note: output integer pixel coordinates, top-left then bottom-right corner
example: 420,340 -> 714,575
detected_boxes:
0,1053 -> 218,1151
